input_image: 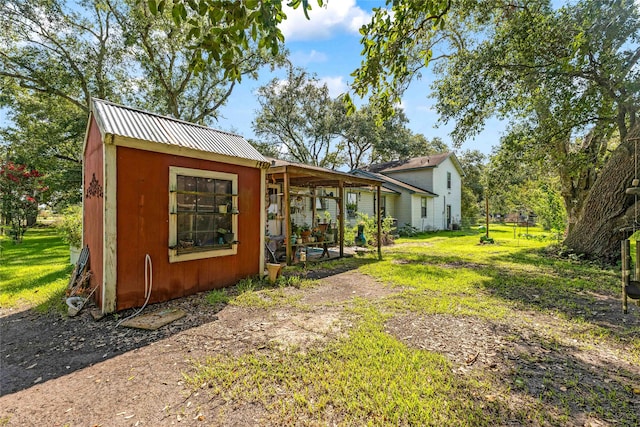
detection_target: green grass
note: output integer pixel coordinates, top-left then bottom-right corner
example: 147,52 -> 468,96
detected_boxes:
186,304 -> 499,425
0,226 -> 72,313
187,224 -> 639,425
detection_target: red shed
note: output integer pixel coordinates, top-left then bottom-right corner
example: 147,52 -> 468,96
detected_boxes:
83,99 -> 269,313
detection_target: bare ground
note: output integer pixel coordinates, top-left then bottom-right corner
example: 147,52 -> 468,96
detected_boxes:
1,269 -> 640,426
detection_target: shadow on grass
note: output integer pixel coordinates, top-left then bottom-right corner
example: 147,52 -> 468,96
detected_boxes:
294,255 -> 380,280
1,265 -> 73,300
390,313 -> 640,425
463,247 -> 640,356
493,320 -> 640,425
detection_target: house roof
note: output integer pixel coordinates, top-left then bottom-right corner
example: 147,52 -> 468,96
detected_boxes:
351,169 -> 438,197
365,152 -> 463,175
91,98 -> 268,165
266,157 -> 383,188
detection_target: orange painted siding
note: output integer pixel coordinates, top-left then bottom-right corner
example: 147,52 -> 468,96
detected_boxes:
115,146 -> 262,311
83,117 -> 105,307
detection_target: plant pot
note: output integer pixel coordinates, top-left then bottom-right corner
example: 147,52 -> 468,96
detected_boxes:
266,263 -> 284,284
218,205 -> 228,213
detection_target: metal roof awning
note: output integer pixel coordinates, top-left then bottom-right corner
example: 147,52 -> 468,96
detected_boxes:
266,158 -> 384,265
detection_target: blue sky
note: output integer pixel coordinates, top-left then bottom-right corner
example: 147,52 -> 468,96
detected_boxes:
0,0 -> 503,156
215,0 -> 504,155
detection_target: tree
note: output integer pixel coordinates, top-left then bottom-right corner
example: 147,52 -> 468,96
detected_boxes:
563,124 -> 640,263
1,0 -> 281,208
252,65 -> 343,168
149,0 -> 325,82
0,162 -> 47,242
108,0 -> 284,125
458,149 -> 485,227
348,0 -> 638,261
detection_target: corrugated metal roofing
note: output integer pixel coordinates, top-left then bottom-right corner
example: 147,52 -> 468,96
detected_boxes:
91,98 -> 267,164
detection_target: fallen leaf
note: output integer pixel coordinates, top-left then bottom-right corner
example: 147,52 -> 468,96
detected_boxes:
633,387 -> 640,395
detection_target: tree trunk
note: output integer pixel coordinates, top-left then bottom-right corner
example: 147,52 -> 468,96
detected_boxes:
564,125 -> 640,263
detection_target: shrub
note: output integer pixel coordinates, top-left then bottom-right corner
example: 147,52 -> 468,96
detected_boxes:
57,205 -> 82,247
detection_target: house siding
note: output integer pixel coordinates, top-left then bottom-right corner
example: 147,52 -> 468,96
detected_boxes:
430,157 -> 462,228
385,169 -> 434,192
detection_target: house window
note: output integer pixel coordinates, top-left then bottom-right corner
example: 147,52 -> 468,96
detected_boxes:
421,197 -> 428,218
447,172 -> 452,189
346,192 -> 358,218
169,167 -> 238,262
380,195 -> 386,218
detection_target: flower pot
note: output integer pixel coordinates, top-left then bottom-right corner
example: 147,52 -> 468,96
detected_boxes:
266,263 -> 284,284
70,245 -> 81,265
218,205 -> 227,213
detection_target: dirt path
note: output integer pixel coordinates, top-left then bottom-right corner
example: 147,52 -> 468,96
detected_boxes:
0,271 -> 396,426
1,270 -> 639,426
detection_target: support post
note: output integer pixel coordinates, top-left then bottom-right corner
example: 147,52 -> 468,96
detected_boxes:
622,240 -> 630,314
284,170 -> 292,265
636,241 -> 640,307
339,181 -> 344,258
485,196 -> 489,238
377,185 -> 382,260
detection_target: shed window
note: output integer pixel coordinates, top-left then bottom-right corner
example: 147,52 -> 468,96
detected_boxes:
421,197 -> 428,218
447,172 -> 452,189
169,167 -> 238,262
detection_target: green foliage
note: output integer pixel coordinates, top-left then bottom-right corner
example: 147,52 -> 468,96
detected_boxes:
345,212 -> 396,246
350,0 -> 451,118
397,223 -> 421,237
252,65 -> 343,168
1,0 -> 280,209
0,161 -> 47,242
206,289 -> 230,306
151,0 -> 322,82
56,205 -> 82,248
0,227 -> 72,313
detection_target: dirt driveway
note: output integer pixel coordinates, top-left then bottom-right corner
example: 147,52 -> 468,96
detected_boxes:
1,269 -> 640,426
0,271 -> 398,425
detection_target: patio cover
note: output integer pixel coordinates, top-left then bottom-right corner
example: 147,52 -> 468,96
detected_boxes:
266,158 -> 384,264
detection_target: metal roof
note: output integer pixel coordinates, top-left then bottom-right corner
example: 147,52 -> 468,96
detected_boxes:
91,98 -> 267,164
365,152 -> 461,174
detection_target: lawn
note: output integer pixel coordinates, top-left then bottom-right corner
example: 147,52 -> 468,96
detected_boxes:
187,225 -> 640,426
0,226 -> 72,312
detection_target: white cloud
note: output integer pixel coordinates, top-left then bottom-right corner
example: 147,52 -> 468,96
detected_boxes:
318,76 -> 349,97
279,0 -> 371,41
289,49 -> 328,66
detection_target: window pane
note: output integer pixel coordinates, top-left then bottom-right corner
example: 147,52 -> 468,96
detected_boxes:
215,180 -> 232,194
177,175 -> 196,192
200,178 -> 215,193
197,195 -> 216,212
177,193 -> 196,211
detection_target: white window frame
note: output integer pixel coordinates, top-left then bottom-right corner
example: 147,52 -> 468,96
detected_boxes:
421,197 -> 428,218
169,166 -> 238,263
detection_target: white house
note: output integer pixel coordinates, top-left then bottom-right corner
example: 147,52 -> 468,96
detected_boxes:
351,152 -> 464,231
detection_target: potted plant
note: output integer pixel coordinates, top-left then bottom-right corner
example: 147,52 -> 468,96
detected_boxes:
300,223 -> 311,242
57,205 -> 82,264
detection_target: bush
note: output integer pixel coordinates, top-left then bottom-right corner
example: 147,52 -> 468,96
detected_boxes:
57,205 -> 82,247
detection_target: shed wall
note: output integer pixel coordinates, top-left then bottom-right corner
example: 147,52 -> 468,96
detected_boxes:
115,147 -> 262,310
83,117 -> 105,307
